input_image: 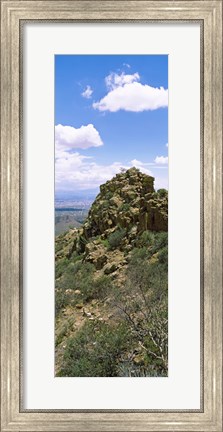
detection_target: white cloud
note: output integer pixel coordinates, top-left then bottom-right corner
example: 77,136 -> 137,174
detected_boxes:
154,156 -> 168,164
55,152 -> 158,191
81,85 -> 93,99
166,143 -> 168,147
56,155 -> 169,191
93,71 -> 168,112
55,124 -> 103,151
105,72 -> 140,90
55,149 -> 168,192
55,154 -> 129,191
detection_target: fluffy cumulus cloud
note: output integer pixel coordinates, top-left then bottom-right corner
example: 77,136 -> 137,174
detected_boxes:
55,152 -> 169,191
93,71 -> 168,112
81,85 -> 93,99
55,124 -> 103,151
55,124 -> 168,191
55,155 -> 128,191
105,72 -> 140,90
154,156 -> 168,164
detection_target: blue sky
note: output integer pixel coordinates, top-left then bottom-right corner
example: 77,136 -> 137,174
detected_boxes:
55,55 -> 168,195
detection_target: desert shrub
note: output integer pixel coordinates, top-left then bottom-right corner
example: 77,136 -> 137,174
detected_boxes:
57,261 -> 112,303
97,237 -> 109,249
128,247 -> 149,268
77,273 -> 113,303
158,245 -> 168,267
131,232 -> 167,262
151,231 -> 168,254
56,261 -> 112,308
117,361 -> 167,377
113,283 -> 168,375
111,245 -> 168,376
91,275 -> 113,300
57,320 -> 131,377
152,192 -> 159,199
156,231 -> 168,247
55,289 -> 69,316
137,230 -> 156,248
56,318 -> 74,346
101,200 -> 110,209
55,241 -> 64,254
72,252 -> 82,263
55,257 -> 69,279
108,228 -> 126,250
55,261 -> 95,317
102,238 -> 109,248
72,262 -> 95,302
157,188 -> 168,198
105,191 -> 113,200
120,203 -> 131,212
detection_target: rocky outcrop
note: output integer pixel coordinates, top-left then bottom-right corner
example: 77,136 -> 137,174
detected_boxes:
55,167 -> 168,267
55,168 -> 168,377
83,167 -> 167,241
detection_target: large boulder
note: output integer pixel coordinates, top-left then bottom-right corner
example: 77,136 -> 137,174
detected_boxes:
84,242 -> 108,270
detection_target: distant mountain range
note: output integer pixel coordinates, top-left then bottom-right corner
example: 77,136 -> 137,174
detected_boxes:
55,189 -> 99,201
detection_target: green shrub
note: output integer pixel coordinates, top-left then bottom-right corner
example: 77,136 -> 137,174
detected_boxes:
55,261 -> 95,317
120,203 -> 131,212
97,237 -> 109,249
55,257 -> 69,279
113,256 -> 168,375
108,228 -> 126,250
128,247 -> 149,267
55,288 -> 73,317
91,275 -> 112,300
102,238 -> 109,248
105,191 -> 113,200
151,231 -> 168,254
57,320 -> 130,377
101,200 -> 110,209
157,188 -> 168,198
117,361 -> 167,377
72,253 -> 82,263
56,319 -> 74,346
55,241 -> 64,254
138,230 -> 155,247
158,245 -> 168,266
72,262 -> 95,302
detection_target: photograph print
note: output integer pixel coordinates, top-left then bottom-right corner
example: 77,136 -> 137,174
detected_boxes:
55,55 -> 168,377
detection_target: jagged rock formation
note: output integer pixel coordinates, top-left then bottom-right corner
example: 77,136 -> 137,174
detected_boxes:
56,168 -> 168,262
56,168 -> 168,281
83,167 -> 167,239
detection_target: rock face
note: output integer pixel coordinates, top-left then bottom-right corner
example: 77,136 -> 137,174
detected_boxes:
55,167 -> 168,264
83,167 -> 167,241
55,168 -> 168,377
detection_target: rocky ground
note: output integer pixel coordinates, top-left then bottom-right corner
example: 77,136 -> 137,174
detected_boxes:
55,168 -> 168,377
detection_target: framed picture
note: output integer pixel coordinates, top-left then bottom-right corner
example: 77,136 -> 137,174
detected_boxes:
0,1 -> 222,431
54,54 -> 169,380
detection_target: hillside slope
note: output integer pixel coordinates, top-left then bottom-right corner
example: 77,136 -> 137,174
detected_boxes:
55,168 -> 168,377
